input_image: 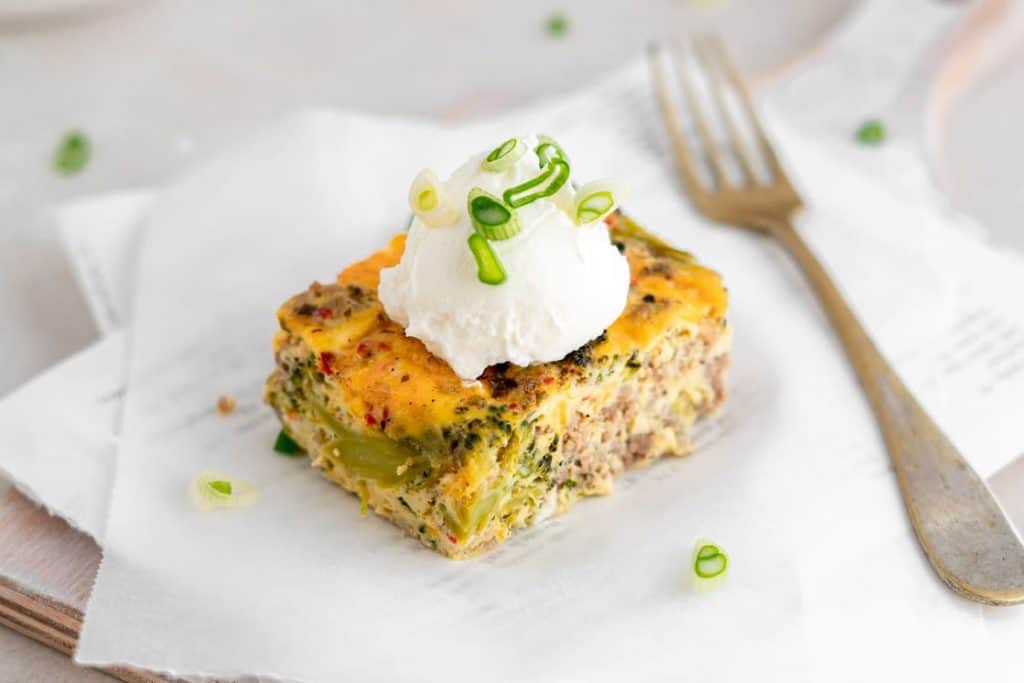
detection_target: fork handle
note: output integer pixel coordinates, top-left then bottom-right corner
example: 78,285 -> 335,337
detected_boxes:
768,217 -> 1024,605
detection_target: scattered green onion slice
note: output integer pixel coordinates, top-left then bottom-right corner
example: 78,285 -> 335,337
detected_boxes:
208,480 -> 232,495
481,137 -> 526,172
467,233 -> 507,285
408,169 -> 459,227
691,539 -> 729,591
273,429 -> 304,456
190,471 -> 258,511
535,134 -> 568,167
545,13 -> 569,38
53,130 -> 90,176
468,188 -> 521,241
573,179 -> 623,225
503,158 -> 570,208
855,119 -> 885,146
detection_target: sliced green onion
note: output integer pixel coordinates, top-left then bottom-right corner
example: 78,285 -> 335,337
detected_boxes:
53,130 -> 90,176
468,188 -> 521,241
545,13 -> 569,38
535,134 -> 568,167
481,137 -> 526,172
189,471 -> 258,511
855,119 -> 885,146
273,429 -> 304,456
408,169 -> 459,227
467,233 -> 507,285
574,179 -> 623,225
503,158 -> 570,208
691,539 -> 729,591
208,480 -> 232,495
418,188 -> 437,210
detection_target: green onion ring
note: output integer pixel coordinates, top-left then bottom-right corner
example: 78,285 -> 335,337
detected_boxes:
535,134 -> 568,167
481,137 -> 526,172
408,169 -> 459,227
503,158 -> 570,208
468,188 -> 521,241
691,540 -> 729,591
573,179 -> 622,225
189,471 -> 259,511
467,233 -> 507,285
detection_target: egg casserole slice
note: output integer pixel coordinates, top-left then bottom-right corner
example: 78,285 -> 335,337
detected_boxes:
264,212 -> 730,558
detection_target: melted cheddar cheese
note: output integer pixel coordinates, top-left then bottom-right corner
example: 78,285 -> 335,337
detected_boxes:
274,213 -> 727,440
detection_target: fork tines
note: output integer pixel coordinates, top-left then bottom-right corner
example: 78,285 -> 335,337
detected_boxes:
648,36 -> 790,196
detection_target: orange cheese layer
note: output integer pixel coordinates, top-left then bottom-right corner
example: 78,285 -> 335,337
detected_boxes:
275,216 -> 727,439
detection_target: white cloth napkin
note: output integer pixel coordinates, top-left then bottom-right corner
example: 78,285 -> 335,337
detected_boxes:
0,190 -> 154,541
0,331 -> 122,540
2,0 -> 1024,681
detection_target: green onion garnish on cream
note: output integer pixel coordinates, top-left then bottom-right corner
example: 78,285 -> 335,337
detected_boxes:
535,134 -> 568,167
481,137 -> 526,172
503,158 -> 570,208
468,188 -> 521,241
467,233 -> 507,285
408,169 -> 459,227
574,179 -> 622,225
189,471 -> 259,511
377,133 -> 631,378
691,539 -> 729,591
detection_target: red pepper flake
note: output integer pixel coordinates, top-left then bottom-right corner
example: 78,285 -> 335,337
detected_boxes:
364,412 -> 377,426
446,533 -> 458,544
356,341 -> 372,358
318,351 -> 336,375
542,376 -> 554,385
507,402 -> 518,410
377,342 -> 391,351
316,307 -> 333,319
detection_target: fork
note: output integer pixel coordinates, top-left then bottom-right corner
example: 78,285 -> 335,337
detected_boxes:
650,36 -> 1024,606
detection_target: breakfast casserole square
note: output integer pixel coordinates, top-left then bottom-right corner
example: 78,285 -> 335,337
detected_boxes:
264,135 -> 729,557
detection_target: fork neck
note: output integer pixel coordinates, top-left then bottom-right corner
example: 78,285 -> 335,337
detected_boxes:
763,216 -> 881,383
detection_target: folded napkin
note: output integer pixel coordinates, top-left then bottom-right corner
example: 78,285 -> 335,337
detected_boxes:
0,191 -> 151,541
3,0 -> 1024,681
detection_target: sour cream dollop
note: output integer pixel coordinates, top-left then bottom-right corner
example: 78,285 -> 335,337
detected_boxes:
378,135 -> 630,381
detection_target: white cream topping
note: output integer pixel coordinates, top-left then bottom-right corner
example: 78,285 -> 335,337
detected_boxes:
378,135 -> 630,380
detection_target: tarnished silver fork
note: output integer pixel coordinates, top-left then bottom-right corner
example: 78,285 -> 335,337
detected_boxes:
650,36 -> 1024,606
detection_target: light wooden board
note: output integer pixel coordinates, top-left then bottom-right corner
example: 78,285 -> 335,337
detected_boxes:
0,489 -> 169,683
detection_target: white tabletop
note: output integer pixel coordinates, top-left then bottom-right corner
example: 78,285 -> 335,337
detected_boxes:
2,1 -> 1021,679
